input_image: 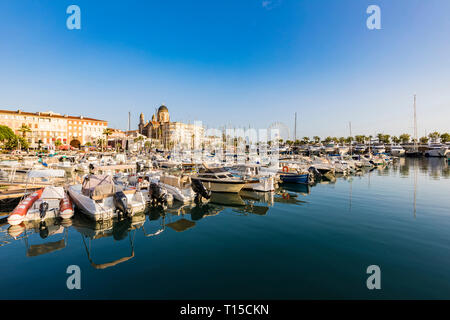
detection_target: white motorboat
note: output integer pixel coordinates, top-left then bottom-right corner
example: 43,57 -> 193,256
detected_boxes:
226,164 -> 275,192
354,145 -> 367,153
191,167 -> 250,193
308,145 -> 322,155
424,144 -> 449,157
372,145 -> 386,154
323,143 -> 337,154
337,145 -> 350,155
68,174 -> 146,221
156,174 -> 197,203
390,145 -> 405,156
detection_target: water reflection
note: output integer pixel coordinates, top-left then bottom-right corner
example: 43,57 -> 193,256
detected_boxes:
0,158 -> 448,272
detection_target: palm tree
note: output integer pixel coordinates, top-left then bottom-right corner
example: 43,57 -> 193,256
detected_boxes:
103,128 -> 113,150
376,133 -> 384,143
399,134 -> 411,144
391,136 -> 401,144
428,131 -> 440,143
18,124 -> 31,151
134,136 -> 144,152
440,133 -> 450,143
420,136 -> 429,144
97,138 -> 105,151
313,136 -> 320,144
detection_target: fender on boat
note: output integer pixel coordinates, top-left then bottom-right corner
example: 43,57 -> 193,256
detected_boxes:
60,194 -> 74,219
7,189 -> 44,226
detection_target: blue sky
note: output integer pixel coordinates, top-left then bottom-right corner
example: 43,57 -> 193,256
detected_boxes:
0,0 -> 449,139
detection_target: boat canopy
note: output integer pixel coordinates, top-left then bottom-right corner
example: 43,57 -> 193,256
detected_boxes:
27,169 -> 66,178
41,186 -> 65,199
82,175 -> 115,198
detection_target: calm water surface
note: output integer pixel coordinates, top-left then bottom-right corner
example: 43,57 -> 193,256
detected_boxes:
1,158 -> 449,299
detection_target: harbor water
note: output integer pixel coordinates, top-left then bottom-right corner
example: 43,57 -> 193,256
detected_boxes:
0,158 -> 449,299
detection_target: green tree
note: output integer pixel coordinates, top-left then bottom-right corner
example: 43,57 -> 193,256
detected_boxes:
382,134 -> 390,144
0,125 -> 15,146
377,133 -> 384,143
440,133 -> 450,143
55,139 -> 62,147
391,136 -> 401,144
399,134 -> 411,144
5,135 -> 28,150
103,128 -> 113,150
419,136 -> 429,144
313,136 -> 320,144
355,135 -> 365,144
17,124 -> 31,151
428,131 -> 440,143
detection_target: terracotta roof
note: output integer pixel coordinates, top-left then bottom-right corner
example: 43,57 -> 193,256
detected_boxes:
0,109 -> 107,122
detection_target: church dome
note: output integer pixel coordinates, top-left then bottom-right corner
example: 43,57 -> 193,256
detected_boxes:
157,105 -> 169,122
158,105 -> 168,113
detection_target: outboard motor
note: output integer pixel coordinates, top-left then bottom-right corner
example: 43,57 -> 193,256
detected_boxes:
136,161 -> 144,173
39,201 -> 49,219
308,166 -> 322,181
191,179 -> 211,204
113,191 -> 130,217
149,182 -> 168,206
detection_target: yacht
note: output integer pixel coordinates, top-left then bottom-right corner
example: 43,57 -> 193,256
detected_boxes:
191,167 -> 250,193
337,145 -> 350,155
308,144 -> 322,155
372,145 -> 386,154
424,144 -> 449,157
389,145 -> 405,156
323,143 -> 337,154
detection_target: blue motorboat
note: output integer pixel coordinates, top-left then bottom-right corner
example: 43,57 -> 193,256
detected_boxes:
280,173 -> 309,184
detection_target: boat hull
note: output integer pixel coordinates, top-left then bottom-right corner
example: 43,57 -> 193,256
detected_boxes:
68,185 -> 145,221
193,179 -> 246,193
280,174 -> 309,184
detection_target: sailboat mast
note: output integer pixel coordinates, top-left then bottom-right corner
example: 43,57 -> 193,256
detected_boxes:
294,112 -> 297,142
413,94 -> 418,149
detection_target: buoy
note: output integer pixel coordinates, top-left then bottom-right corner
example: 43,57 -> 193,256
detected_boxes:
282,166 -> 289,173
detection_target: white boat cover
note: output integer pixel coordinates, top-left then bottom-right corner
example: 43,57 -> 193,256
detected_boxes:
41,186 -> 65,199
82,175 -> 115,197
27,169 -> 66,178
0,160 -> 20,167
